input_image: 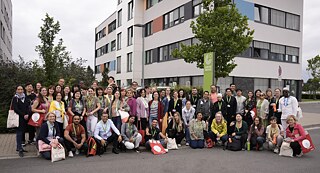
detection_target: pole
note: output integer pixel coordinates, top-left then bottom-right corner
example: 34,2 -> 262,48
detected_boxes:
213,52 -> 215,85
141,26 -> 145,88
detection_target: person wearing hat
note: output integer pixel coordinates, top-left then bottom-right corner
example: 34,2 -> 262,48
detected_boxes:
278,87 -> 298,134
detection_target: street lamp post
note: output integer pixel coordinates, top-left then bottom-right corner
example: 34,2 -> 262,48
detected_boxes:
134,24 -> 145,88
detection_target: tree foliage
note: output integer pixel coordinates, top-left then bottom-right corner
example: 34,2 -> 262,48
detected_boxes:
173,0 -> 254,84
100,68 -> 110,87
306,55 -> 320,99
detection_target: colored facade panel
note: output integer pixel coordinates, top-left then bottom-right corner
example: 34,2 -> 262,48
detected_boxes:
234,0 -> 254,20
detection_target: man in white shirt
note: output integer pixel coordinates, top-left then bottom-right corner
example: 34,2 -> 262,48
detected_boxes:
235,89 -> 246,115
278,88 -> 298,132
94,113 -> 122,154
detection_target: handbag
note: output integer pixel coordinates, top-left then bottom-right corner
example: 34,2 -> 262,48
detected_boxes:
51,143 -> 66,162
28,112 -> 45,127
149,140 -> 166,155
167,138 -> 178,150
279,141 -> 293,157
206,137 -> 214,148
227,138 -> 242,151
296,107 -> 303,120
38,140 -> 51,152
118,110 -> 130,123
7,99 -> 19,128
299,131 -> 315,154
138,121 -> 145,145
63,115 -> 69,129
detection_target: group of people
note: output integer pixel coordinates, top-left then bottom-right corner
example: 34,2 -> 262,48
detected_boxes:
11,77 -> 306,160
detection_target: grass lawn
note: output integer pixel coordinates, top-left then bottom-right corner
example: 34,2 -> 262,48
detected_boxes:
301,99 -> 320,102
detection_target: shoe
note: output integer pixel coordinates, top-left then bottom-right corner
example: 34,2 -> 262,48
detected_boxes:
274,148 -> 279,154
134,148 -> 141,153
112,148 -> 119,154
75,149 -> 80,155
164,149 -> 169,153
21,143 -> 26,147
296,153 -> 303,158
242,148 -> 245,151
186,143 -> 189,146
258,147 -> 264,151
16,149 -> 28,152
178,144 -> 181,147
68,151 -> 74,158
19,151 -> 24,157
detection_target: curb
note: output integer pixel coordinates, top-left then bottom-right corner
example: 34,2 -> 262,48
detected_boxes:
299,101 -> 320,104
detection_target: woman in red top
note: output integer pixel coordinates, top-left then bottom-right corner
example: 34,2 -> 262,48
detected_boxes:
285,115 -> 306,157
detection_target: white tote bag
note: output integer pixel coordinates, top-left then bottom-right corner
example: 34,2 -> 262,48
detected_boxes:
7,109 -> 19,128
118,110 -> 130,123
167,138 -> 178,150
51,144 -> 66,162
279,141 -> 293,157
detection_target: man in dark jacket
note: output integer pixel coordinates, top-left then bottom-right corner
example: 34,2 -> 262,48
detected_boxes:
196,91 -> 213,121
223,88 -> 237,126
189,87 -> 200,117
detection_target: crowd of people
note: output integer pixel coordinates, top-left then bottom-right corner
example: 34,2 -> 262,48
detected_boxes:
11,77 -> 306,160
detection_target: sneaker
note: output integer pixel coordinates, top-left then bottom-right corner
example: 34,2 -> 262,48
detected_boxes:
112,148 -> 119,154
134,148 -> 141,153
75,149 -> 80,155
68,151 -> 74,158
164,149 -> 169,153
186,143 -> 189,146
178,144 -> 181,147
274,148 -> 279,154
258,147 -> 264,151
296,153 -> 303,158
21,143 -> 26,147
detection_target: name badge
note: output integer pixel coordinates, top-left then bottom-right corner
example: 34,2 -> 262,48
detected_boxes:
193,105 -> 196,108
227,105 -> 231,108
172,109 -> 176,112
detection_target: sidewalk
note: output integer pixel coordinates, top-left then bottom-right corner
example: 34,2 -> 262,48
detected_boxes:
1,112 -> 319,159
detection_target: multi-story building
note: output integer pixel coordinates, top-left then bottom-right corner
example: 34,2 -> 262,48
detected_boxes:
0,0 -> 12,61
95,0 -> 303,99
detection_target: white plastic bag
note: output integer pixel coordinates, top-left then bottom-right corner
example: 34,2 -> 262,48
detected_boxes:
51,144 -> 65,162
167,138 -> 178,150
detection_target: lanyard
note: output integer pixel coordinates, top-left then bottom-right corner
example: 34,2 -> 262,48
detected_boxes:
102,122 -> 107,132
226,96 -> 231,103
151,128 -> 157,137
75,100 -> 81,108
192,96 -> 196,103
218,102 -> 222,110
174,99 -> 178,108
128,124 -> 133,134
72,123 -> 78,137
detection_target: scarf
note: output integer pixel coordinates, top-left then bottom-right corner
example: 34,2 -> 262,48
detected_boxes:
139,97 -> 149,108
15,93 -> 25,103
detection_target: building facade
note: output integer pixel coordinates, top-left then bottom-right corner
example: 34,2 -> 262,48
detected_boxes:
95,0 -> 303,99
0,0 -> 12,61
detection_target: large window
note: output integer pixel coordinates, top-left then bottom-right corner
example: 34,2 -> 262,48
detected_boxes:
163,6 -> 185,29
145,50 -> 153,64
254,78 -> 269,93
169,43 -> 179,59
95,44 -> 108,58
117,33 -> 122,50
286,13 -> 300,30
117,56 -> 121,73
271,9 -> 285,28
254,5 -> 269,23
128,1 -> 133,21
111,40 -> 116,51
193,0 -> 204,17
285,47 -> 299,63
127,53 -> 133,72
118,9 -> 122,27
145,21 -> 153,37
108,20 -> 117,33
253,41 -> 269,59
96,28 -> 106,41
239,43 -> 252,58
95,65 -> 101,74
127,26 -> 133,46
159,46 -> 169,61
270,44 -> 285,61
146,0 -> 159,9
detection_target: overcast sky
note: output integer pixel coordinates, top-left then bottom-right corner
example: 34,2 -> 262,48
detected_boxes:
12,0 -> 319,81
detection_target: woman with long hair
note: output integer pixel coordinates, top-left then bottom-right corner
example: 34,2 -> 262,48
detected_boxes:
120,88 -> 127,102
84,87 -> 101,137
35,82 -> 42,96
148,91 -> 164,129
47,85 -> 55,103
178,89 -> 187,108
256,92 -> 269,127
63,86 -> 72,112
136,89 -> 149,130
189,112 -> 208,149
244,91 -> 256,127
166,112 -> 185,146
110,90 -> 129,131
96,87 -> 107,120
68,90 -> 87,132
247,116 -> 265,151
266,88 -> 276,121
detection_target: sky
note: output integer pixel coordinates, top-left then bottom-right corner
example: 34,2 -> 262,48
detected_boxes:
12,0 -> 320,82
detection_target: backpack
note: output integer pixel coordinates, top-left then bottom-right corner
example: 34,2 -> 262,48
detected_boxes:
87,137 -> 97,156
227,138 -> 242,151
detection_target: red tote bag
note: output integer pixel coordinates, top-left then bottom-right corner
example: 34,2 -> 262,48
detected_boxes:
138,121 -> 145,145
299,132 -> 315,154
150,140 -> 166,155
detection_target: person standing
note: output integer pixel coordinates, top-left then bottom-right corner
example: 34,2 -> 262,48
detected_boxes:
96,87 -> 107,120
136,89 -> 149,130
24,83 -> 37,145
168,91 -> 182,119
68,91 -> 87,135
223,88 -> 237,125
278,88 -> 298,130
182,101 -> 195,146
244,91 -> 256,128
235,89 -> 246,116
109,90 -> 129,131
126,89 -> 137,119
84,88 -> 101,137
12,85 -> 29,157
49,92 -> 66,134
230,83 -> 237,96
274,88 -> 283,124
196,91 -> 212,122
189,87 -> 200,116
210,85 -> 218,104
148,91 -> 164,129
256,92 -> 269,128
178,89 -> 187,108
266,88 -> 276,121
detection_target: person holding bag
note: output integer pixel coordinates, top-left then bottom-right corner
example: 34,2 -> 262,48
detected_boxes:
284,115 -> 306,157
37,112 -> 64,160
166,112 -> 185,147
110,90 -> 129,131
189,112 -> 208,149
12,85 -> 30,157
182,101 -> 195,146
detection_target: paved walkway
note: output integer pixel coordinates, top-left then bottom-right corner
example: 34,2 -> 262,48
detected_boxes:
1,111 -> 319,159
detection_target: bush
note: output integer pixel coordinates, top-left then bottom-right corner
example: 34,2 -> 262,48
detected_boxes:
301,94 -> 320,99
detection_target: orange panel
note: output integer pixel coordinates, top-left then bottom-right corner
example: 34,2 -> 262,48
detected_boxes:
100,64 -> 105,73
152,16 -> 163,33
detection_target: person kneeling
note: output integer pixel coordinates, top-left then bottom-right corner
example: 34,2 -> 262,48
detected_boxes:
64,114 -> 87,157
166,112 -> 185,147
189,112 -> 208,149
121,116 -> 142,153
247,117 -> 265,151
228,114 -> 248,150
266,116 -> 284,154
145,119 -> 168,149
94,112 -> 122,154
209,112 -> 228,146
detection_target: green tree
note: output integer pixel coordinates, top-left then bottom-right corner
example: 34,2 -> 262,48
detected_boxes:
35,13 -> 71,85
100,68 -> 110,87
307,55 -> 320,99
173,0 -> 254,84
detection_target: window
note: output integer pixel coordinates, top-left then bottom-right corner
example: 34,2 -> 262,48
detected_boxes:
169,43 -> 179,59
179,39 -> 192,50
118,0 -> 122,5
127,53 -> 133,72
127,26 -> 133,46
239,42 -> 253,58
117,56 -> 121,73
106,43 -> 110,53
117,33 -> 122,50
286,13 -> 300,30
193,0 -> 204,17
286,47 -> 299,63
163,5 -> 185,29
95,44 -> 108,58
192,76 -> 204,87
159,46 -> 169,61
270,44 -> 285,61
96,28 -> 106,41
147,0 -> 158,9
254,5 -> 269,23
111,40 -> 116,51
145,50 -> 153,64
118,9 -> 122,27
116,80 -> 121,87
271,9 -> 285,27
108,20 -> 117,33
128,1 -> 133,20
253,41 -> 269,59
145,21 -> 153,37
254,78 -> 269,92
95,65 -> 101,74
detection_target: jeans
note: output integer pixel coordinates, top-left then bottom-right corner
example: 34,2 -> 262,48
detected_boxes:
65,139 -> 88,153
95,133 -> 119,151
185,126 -> 191,144
87,115 -> 98,137
124,133 -> 142,149
208,131 -> 228,143
190,140 -> 204,149
250,136 -> 265,149
112,116 -> 122,131
16,118 -> 26,151
268,135 -> 284,150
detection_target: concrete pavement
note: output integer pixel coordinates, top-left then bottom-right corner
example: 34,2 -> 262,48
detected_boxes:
0,103 -> 319,159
